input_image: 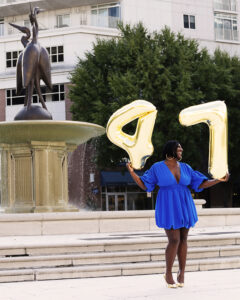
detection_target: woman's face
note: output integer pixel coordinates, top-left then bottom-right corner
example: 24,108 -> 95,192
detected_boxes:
176,144 -> 183,160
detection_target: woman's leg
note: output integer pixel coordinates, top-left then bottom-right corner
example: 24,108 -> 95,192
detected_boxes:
177,227 -> 190,283
164,228 -> 180,284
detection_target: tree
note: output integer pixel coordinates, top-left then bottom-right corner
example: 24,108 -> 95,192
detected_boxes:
69,23 -> 240,205
70,24 -> 211,168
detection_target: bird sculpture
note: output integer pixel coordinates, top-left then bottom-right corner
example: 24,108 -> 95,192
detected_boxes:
10,6 -> 52,120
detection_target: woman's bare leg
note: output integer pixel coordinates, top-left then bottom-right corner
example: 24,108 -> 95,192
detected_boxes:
177,227 -> 190,283
164,228 -> 180,284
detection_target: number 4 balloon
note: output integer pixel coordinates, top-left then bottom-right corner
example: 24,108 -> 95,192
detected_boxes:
107,100 -> 228,179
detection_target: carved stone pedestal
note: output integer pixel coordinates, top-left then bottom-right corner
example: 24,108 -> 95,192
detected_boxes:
0,142 -> 77,213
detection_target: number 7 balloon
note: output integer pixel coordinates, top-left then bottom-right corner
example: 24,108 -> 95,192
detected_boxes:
179,101 -> 228,179
106,100 -> 157,169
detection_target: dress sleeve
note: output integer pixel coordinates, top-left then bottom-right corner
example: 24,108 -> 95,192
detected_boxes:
140,165 -> 158,192
190,169 -> 208,192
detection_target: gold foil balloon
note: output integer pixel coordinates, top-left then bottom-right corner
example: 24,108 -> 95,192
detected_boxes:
106,100 -> 157,169
179,101 -> 228,179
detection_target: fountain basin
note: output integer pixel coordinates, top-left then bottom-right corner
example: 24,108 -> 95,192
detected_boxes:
0,120 -> 105,144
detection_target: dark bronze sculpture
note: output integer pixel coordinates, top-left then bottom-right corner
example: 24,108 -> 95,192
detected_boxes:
10,6 -> 53,120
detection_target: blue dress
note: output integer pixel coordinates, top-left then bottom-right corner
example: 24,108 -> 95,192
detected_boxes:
140,161 -> 208,229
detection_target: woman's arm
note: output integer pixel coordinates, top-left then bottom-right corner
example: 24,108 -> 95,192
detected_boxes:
126,162 -> 147,191
199,173 -> 230,189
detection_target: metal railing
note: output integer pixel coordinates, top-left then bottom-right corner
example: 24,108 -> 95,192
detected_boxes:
1,13 -> 120,37
214,0 -> 236,11
91,14 -> 120,29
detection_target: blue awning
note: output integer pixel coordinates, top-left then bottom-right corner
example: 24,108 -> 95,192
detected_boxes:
101,171 -> 144,186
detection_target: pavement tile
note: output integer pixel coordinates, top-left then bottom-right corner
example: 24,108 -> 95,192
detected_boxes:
0,269 -> 240,300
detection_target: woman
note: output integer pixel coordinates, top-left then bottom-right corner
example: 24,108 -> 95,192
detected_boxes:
126,140 -> 229,288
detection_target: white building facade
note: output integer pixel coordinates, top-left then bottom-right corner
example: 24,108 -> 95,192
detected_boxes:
0,0 -> 239,210
0,0 -> 239,122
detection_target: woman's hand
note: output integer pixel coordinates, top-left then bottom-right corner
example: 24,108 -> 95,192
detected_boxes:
126,162 -> 147,191
199,172 -> 230,189
126,162 -> 134,173
218,173 -> 230,182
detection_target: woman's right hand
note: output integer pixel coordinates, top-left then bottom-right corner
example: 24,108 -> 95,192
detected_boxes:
218,173 -> 230,182
126,162 -> 134,173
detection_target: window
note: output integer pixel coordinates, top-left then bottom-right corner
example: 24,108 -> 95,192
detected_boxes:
91,2 -> 120,28
6,84 -> 65,106
214,0 -> 236,11
101,184 -> 156,211
46,46 -> 64,63
6,50 -> 21,68
0,18 -> 4,36
52,84 -> 65,101
80,11 -> 88,25
215,13 -> 238,41
56,14 -> 70,28
23,19 -> 30,28
183,14 -> 195,29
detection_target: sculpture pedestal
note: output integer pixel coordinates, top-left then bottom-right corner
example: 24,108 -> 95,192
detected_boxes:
1,141 -> 78,213
0,121 -> 105,213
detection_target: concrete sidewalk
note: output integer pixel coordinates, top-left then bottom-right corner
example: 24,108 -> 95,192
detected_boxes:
0,269 -> 240,300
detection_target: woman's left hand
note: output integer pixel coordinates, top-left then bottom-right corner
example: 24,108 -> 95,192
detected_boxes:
218,173 -> 230,182
126,162 -> 134,173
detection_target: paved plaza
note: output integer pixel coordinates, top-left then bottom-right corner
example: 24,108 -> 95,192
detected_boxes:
0,269 -> 239,300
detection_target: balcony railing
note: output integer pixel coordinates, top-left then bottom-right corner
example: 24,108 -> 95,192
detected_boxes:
2,13 -> 120,37
214,0 -> 237,12
91,15 -> 120,29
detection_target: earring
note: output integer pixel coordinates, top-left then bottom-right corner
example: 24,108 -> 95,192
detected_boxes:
166,154 -> 174,160
177,157 -> 182,161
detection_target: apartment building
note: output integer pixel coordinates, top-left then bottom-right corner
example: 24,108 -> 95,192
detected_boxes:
0,0 -> 239,210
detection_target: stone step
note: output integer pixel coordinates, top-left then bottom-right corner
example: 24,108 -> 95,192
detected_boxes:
0,256 -> 239,283
0,234 -> 239,257
0,245 -> 239,271
1,208 -> 240,236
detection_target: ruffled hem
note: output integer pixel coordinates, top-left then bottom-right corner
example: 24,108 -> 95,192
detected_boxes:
155,218 -> 198,230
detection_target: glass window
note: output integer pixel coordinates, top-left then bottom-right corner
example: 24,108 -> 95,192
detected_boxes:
6,84 -> 65,106
91,2 -> 120,28
117,195 -> 125,211
183,14 -> 189,28
127,185 -> 143,192
0,18 -> 4,36
190,15 -> 196,29
214,0 -> 236,11
214,13 -> 238,41
102,194 -> 106,210
106,185 -> 125,193
24,19 -> 30,28
108,195 -> 115,211
80,11 -> 88,25
56,14 -> 70,28
101,183 -> 156,211
183,14 -> 196,29
6,50 -> 21,68
46,46 -> 64,63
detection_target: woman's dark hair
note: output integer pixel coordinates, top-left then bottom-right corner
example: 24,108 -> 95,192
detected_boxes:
162,140 -> 180,160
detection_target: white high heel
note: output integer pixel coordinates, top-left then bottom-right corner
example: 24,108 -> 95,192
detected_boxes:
176,271 -> 184,287
163,274 -> 178,288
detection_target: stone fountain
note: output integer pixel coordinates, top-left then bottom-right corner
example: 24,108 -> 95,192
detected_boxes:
0,7 -> 105,213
